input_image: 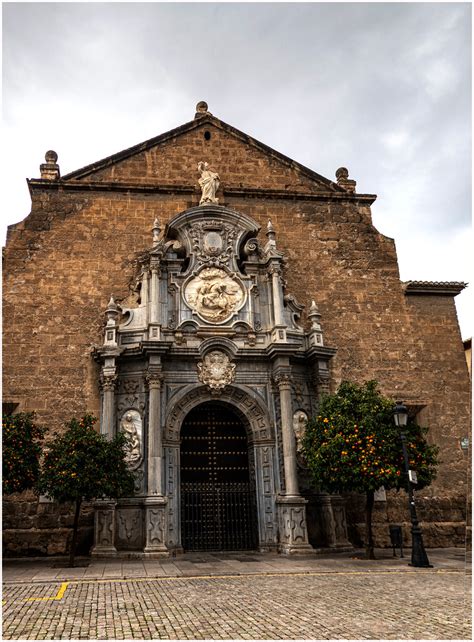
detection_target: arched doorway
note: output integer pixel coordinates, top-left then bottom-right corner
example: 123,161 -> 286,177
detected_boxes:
180,401 -> 258,551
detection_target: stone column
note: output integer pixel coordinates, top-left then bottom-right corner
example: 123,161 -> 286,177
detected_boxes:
143,367 -> 168,557
275,371 -> 299,497
274,368 -> 313,554
91,500 -> 117,557
100,370 -> 117,440
145,370 -> 163,496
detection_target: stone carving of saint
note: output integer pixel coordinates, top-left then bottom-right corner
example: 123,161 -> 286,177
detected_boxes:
197,350 -> 236,391
120,411 -> 141,466
198,161 -> 220,205
293,410 -> 308,456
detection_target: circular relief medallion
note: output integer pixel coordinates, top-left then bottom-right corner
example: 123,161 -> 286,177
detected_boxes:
184,267 -> 246,323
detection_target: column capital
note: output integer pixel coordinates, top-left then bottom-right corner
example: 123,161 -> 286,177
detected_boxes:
267,263 -> 282,277
150,257 -> 161,274
145,369 -> 163,390
273,369 -> 292,388
100,373 -> 118,392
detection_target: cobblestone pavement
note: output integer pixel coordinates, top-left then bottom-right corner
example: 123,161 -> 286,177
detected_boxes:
2,550 -> 472,640
2,568 -> 471,639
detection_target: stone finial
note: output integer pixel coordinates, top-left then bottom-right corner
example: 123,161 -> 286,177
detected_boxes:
152,217 -> 161,245
266,219 -> 276,248
105,295 -> 119,322
336,167 -> 356,193
308,300 -> 322,330
308,300 -> 324,346
40,150 -> 60,180
195,101 -> 211,118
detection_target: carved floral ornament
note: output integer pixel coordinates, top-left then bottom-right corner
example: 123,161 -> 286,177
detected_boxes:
184,267 -> 246,323
197,350 -> 236,392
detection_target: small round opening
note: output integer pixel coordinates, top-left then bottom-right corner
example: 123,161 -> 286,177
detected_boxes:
204,130 -> 211,141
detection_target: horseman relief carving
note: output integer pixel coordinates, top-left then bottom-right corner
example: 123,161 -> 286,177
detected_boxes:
184,267 -> 245,323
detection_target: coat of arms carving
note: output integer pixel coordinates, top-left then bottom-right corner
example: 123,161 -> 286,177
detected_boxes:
197,350 -> 236,392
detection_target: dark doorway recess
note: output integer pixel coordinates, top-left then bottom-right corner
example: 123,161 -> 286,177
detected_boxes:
180,402 -> 258,551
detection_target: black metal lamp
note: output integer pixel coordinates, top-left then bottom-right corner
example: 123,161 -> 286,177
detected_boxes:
393,401 -> 432,568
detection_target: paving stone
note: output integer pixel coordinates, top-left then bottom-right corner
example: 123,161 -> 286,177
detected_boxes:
2,549 -> 471,640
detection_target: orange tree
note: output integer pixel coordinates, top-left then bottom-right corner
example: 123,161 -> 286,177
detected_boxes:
3,412 -> 45,495
37,414 -> 135,567
302,380 -> 438,559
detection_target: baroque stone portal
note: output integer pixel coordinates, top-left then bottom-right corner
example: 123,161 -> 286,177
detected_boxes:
197,350 -> 236,392
184,267 -> 245,323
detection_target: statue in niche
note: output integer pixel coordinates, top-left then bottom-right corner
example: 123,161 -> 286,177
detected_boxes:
198,161 -> 220,205
197,350 -> 236,391
120,410 -> 141,467
293,410 -> 308,462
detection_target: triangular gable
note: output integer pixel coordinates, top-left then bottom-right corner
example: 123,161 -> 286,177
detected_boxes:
61,113 -> 344,194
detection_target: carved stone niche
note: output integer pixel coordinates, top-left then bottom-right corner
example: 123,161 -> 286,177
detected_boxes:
119,409 -> 143,470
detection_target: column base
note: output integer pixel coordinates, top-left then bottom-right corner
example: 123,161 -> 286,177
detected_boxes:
90,546 -> 118,558
276,495 -> 314,554
144,496 -> 169,556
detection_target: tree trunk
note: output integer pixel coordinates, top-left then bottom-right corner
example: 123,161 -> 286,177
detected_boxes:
69,498 -> 82,568
365,490 -> 375,560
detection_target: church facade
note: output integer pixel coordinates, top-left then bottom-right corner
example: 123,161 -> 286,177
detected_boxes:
3,102 -> 470,556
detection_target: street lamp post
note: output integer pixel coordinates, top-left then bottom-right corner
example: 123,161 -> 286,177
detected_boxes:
393,401 -> 432,568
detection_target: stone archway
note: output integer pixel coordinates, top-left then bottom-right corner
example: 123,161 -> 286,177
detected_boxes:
180,401 -> 259,551
163,385 -> 279,552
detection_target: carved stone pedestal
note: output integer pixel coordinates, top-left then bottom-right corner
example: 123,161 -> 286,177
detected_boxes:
91,500 -> 118,557
276,495 -> 314,555
143,496 -> 169,558
310,493 -> 352,550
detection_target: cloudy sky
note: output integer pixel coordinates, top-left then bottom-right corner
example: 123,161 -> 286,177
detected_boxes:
2,2 -> 471,338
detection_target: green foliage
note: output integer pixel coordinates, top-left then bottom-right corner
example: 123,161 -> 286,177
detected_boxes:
2,412 -> 45,495
37,414 -> 135,503
303,380 -> 438,495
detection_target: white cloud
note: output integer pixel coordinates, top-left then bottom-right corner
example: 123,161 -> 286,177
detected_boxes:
2,3 -> 471,338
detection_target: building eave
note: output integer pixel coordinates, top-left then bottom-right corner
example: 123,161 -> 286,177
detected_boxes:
404,281 -> 468,297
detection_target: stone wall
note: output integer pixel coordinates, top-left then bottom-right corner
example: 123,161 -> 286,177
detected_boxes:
3,113 -> 470,554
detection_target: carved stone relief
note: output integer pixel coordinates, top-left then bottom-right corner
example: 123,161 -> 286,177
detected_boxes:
197,350 -> 236,392
116,508 -> 143,549
188,220 -> 237,266
120,410 -> 142,469
146,507 -> 166,546
293,410 -> 308,467
279,505 -> 308,545
184,267 -> 245,323
97,507 -> 114,546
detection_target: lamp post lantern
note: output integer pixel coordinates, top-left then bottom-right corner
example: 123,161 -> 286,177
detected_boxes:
393,401 -> 432,568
